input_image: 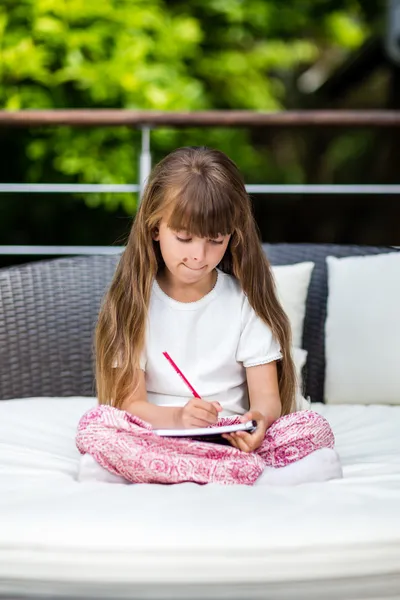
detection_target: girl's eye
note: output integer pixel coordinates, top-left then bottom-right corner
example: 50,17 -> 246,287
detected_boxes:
175,235 -> 224,245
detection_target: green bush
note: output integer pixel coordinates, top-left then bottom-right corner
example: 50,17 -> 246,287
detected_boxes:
0,0 -> 377,211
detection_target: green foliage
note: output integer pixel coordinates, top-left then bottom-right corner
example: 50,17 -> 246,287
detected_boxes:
0,0 -> 380,212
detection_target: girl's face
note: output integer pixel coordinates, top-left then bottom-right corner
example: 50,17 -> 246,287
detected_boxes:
154,219 -> 231,284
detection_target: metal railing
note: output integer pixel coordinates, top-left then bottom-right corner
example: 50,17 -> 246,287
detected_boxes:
1,109 -> 400,256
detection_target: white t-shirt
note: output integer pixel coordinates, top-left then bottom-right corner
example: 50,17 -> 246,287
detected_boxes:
141,270 -> 282,417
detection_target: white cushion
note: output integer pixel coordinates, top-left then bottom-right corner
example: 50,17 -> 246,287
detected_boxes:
325,252 -> 400,404
2,398 -> 400,596
271,262 -> 315,411
272,262 -> 314,348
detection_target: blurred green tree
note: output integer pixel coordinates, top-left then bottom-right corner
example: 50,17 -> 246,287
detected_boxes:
0,0 -> 381,215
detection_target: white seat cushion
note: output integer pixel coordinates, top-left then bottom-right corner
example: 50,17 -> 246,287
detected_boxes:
1,397 -> 400,598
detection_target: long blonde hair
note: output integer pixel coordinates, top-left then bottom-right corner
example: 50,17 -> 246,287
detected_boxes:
96,147 -> 296,414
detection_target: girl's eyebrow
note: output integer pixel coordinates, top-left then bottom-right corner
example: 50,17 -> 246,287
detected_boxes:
172,228 -> 227,240
174,229 -> 191,236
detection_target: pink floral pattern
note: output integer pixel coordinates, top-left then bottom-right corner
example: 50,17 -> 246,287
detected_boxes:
76,407 -> 334,486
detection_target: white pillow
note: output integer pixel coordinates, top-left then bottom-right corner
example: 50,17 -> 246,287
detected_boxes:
271,262 -> 314,411
325,253 -> 400,404
272,262 -> 315,348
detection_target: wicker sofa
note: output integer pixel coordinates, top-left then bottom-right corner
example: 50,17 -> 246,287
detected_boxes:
0,243 -> 395,402
1,243 -> 400,600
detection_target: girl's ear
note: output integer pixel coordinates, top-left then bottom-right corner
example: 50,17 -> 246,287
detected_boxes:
152,226 -> 160,241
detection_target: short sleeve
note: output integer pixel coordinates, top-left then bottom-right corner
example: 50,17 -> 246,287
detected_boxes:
236,297 -> 282,368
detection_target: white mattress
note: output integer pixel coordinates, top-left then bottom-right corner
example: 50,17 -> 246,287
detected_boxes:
1,398 -> 400,600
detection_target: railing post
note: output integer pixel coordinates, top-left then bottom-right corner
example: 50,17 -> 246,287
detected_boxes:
139,126 -> 151,201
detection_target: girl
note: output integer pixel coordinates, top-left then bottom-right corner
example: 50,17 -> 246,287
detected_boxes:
77,147 -> 342,486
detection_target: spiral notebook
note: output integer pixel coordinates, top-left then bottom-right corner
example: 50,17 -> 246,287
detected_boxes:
154,420 -> 257,438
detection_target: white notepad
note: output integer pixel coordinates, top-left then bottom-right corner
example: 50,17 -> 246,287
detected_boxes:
154,420 -> 257,437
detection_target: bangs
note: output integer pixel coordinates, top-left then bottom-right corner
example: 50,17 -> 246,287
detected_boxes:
165,175 -> 242,239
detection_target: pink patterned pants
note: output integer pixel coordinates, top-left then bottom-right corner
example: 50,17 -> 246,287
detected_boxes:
76,407 -> 335,486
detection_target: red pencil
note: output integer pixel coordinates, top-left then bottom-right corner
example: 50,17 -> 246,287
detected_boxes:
162,351 -> 201,399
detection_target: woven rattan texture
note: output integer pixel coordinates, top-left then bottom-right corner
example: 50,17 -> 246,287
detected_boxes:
0,255 -> 119,399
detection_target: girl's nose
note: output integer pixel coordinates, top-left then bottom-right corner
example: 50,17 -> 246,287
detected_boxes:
191,240 -> 206,262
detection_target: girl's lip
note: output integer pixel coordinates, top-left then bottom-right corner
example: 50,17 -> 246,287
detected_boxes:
184,264 -> 206,271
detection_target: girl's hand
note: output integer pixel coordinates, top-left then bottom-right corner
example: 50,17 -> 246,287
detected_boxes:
222,411 -> 267,453
176,399 -> 222,429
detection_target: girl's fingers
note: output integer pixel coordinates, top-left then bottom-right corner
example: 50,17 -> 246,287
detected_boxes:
222,428 -> 263,452
191,418 -> 214,428
222,432 -> 256,453
240,411 -> 255,423
198,399 -> 219,411
235,437 -> 251,453
237,431 -> 255,441
196,408 -> 219,423
233,431 -> 256,453
233,434 -> 248,452
224,434 -> 239,449
195,403 -> 219,420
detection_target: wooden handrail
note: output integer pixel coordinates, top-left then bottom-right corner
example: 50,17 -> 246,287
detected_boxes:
0,109 -> 400,127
